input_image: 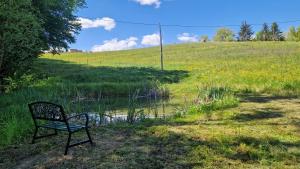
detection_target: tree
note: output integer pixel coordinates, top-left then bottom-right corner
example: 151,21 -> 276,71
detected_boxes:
255,31 -> 263,41
32,0 -> 86,53
200,35 -> 209,43
260,23 -> 271,41
287,26 -> 300,41
287,26 -> 297,41
238,21 -> 253,41
0,0 -> 85,83
213,28 -> 235,42
270,22 -> 284,41
0,0 -> 43,81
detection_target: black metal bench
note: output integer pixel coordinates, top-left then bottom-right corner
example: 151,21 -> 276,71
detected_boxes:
28,101 -> 93,155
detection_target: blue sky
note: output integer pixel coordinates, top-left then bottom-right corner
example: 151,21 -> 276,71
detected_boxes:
71,0 -> 300,51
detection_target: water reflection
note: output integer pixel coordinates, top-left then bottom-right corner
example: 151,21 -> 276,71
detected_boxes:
68,95 -> 176,126
83,112 -> 168,126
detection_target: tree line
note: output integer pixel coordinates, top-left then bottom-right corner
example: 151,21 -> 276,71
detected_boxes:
203,21 -> 300,42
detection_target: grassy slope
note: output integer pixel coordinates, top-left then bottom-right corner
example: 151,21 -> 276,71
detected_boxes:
43,41 -> 300,97
0,42 -> 300,168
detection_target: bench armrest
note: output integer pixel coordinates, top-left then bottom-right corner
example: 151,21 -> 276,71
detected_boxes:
67,113 -> 89,127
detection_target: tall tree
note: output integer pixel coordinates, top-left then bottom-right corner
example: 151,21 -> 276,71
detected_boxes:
32,0 -> 86,53
0,0 -> 85,83
238,21 -> 253,41
270,22 -> 284,41
260,23 -> 270,41
213,28 -> 235,42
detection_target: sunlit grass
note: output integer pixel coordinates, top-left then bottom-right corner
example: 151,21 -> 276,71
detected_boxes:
42,42 -> 300,98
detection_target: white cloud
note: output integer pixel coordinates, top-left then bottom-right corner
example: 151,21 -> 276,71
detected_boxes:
141,33 -> 160,46
78,17 -> 116,31
177,33 -> 198,43
134,0 -> 161,8
91,37 -> 138,52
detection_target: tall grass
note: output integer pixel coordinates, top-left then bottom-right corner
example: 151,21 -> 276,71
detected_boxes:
187,86 -> 239,114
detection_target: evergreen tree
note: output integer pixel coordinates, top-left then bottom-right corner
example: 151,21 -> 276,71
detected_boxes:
261,23 -> 270,41
238,21 -> 253,41
270,22 -> 284,41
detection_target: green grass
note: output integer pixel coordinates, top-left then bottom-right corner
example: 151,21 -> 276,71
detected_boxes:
42,42 -> 300,96
187,86 -> 240,114
1,96 -> 299,168
0,42 -> 300,168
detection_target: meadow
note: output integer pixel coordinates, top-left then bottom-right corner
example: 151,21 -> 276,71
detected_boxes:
0,42 -> 300,168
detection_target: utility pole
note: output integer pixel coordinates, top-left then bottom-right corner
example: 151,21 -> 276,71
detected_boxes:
159,23 -> 164,71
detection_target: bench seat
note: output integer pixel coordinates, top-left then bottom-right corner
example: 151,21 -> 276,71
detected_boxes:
38,122 -> 86,132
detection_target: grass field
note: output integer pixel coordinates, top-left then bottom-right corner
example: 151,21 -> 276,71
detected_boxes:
0,42 -> 300,168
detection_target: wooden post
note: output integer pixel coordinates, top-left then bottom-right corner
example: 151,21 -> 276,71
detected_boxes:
159,23 -> 164,71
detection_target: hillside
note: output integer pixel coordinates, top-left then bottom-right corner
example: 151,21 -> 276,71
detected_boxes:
43,41 -> 300,98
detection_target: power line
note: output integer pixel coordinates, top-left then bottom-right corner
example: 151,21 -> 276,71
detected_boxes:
97,18 -> 300,28
113,20 -> 157,26
161,19 -> 300,28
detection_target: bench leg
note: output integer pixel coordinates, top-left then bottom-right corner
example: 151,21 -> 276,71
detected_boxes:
64,129 -> 93,155
32,128 -> 58,144
65,133 -> 72,155
85,128 -> 93,145
32,127 -> 38,144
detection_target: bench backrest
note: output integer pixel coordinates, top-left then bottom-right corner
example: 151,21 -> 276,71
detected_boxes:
28,102 -> 67,122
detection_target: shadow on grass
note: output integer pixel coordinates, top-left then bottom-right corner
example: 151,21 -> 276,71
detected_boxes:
32,58 -> 189,108
1,117 -> 299,168
240,94 -> 297,103
124,128 -> 300,168
24,58 -> 190,107
92,127 -> 300,168
233,108 -> 284,122
36,58 -> 189,86
2,58 -> 190,109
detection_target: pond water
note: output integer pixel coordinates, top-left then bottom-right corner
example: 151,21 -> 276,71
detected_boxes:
82,112 -> 169,126
68,96 -> 183,126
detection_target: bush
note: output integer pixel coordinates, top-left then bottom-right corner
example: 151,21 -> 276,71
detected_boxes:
4,73 -> 36,93
0,0 -> 43,82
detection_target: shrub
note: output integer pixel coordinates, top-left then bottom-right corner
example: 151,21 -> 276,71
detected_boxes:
187,86 -> 239,114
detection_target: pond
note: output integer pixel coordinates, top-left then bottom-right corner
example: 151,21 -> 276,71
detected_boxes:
67,93 -> 183,126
